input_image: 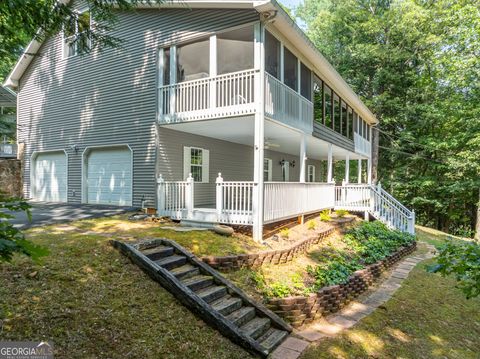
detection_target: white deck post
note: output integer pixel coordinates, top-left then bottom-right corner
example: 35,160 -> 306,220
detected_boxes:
367,157 -> 372,184
157,174 -> 165,215
358,159 -> 362,184
252,22 -> 265,242
345,154 -> 350,184
409,210 -> 416,234
185,173 -> 194,219
299,134 -> 306,183
327,143 -> 333,183
169,45 -> 177,115
216,173 -> 223,220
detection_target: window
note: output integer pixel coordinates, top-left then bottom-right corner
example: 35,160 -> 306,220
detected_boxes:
183,146 -> 209,182
265,31 -> 280,79
313,76 -> 323,123
63,9 -> 91,58
341,101 -> 347,136
217,25 -> 254,75
324,85 -> 332,128
333,93 -> 341,132
307,165 -> 316,182
348,107 -> 354,140
264,158 -> 272,181
161,48 -> 170,86
300,62 -> 311,100
282,161 -> 290,182
177,38 -> 210,82
283,47 -> 298,91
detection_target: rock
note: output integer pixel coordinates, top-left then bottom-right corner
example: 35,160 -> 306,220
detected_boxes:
28,271 -> 38,278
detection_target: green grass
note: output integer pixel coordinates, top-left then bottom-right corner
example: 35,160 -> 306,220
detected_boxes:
0,218 -> 255,359
300,229 -> 480,359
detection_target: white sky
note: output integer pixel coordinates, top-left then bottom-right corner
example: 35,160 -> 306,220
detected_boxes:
280,0 -> 304,9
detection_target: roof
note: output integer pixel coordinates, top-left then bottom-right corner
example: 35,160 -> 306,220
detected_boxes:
3,0 -> 377,124
0,86 -> 17,107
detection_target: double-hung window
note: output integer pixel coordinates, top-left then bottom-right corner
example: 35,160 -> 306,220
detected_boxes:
183,146 -> 209,182
63,9 -> 91,58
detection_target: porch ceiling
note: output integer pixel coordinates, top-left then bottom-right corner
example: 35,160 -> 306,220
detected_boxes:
162,116 -> 366,160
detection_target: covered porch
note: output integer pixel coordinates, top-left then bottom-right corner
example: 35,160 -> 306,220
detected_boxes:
156,116 -> 371,238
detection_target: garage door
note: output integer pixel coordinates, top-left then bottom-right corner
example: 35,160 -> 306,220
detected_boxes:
85,147 -> 132,206
32,151 -> 67,202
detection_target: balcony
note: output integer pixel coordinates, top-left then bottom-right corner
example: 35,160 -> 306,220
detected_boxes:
0,143 -> 17,158
158,69 -> 314,134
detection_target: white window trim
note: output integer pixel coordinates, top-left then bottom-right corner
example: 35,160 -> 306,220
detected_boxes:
307,164 -> 316,182
62,7 -> 92,59
183,146 -> 209,183
264,158 -> 272,182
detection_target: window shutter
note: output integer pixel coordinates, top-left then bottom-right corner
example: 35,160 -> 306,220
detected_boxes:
183,146 -> 191,180
202,149 -> 209,183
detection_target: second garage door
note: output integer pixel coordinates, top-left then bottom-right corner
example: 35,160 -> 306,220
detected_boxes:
32,151 -> 67,202
85,147 -> 132,206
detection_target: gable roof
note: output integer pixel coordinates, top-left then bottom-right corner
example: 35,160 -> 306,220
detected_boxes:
3,0 -> 377,124
0,86 -> 17,107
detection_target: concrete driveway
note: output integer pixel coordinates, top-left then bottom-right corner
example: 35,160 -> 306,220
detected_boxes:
2,202 -> 137,229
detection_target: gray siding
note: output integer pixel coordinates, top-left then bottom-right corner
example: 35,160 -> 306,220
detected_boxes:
157,126 -> 323,207
17,4 -> 259,207
313,122 -> 355,152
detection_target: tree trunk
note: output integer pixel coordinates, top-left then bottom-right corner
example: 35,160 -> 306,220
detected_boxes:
475,188 -> 480,240
371,125 -> 380,184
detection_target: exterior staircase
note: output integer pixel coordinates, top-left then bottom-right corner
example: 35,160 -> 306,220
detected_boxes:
112,238 -> 292,357
335,183 -> 415,234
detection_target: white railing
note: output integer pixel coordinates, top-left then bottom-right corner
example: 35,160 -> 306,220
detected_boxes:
354,132 -> 371,157
334,183 -> 371,211
216,174 -> 254,225
158,69 -> 257,123
334,183 -> 415,234
264,73 -> 313,134
264,182 -> 335,223
157,174 -> 194,219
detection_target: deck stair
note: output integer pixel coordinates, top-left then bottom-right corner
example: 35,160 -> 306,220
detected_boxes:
112,238 -> 292,357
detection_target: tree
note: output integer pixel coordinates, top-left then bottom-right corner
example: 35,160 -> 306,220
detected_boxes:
296,0 -> 480,237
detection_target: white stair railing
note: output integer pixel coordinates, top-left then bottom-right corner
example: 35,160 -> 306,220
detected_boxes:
216,173 -> 254,225
157,174 -> 194,220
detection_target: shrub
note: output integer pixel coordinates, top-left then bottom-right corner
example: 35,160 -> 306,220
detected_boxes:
307,220 -> 316,230
307,253 -> 362,288
279,228 -> 290,238
266,282 -> 291,298
427,240 -> 480,299
335,209 -> 349,218
320,210 -> 331,222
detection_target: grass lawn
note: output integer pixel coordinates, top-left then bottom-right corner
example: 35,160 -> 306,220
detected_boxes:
300,227 -> 480,359
0,216 -> 256,359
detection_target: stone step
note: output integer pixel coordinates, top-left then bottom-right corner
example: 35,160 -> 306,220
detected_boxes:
155,255 -> 187,270
142,245 -> 174,260
240,317 -> 271,340
258,328 -> 289,352
169,264 -> 200,279
211,295 -> 243,316
226,306 -> 256,327
196,285 -> 228,303
181,275 -> 214,291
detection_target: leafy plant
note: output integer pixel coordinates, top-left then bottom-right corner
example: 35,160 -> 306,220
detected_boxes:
320,210 -> 331,222
335,209 -> 349,218
427,240 -> 480,299
279,228 -> 290,239
307,220 -> 316,230
266,282 -> 291,298
0,193 -> 47,262
307,254 -> 362,288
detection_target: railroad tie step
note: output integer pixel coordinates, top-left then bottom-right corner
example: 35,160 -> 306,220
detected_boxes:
181,275 -> 214,291
169,264 -> 200,279
211,295 -> 243,316
141,245 -> 174,261
155,255 -> 187,270
240,317 -> 271,340
258,328 -> 289,352
196,285 -> 228,303
226,306 -> 256,327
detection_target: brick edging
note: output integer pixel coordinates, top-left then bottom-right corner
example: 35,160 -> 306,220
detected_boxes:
266,241 -> 417,328
201,218 -> 355,271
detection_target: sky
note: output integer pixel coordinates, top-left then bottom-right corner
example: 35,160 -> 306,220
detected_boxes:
280,0 -> 304,8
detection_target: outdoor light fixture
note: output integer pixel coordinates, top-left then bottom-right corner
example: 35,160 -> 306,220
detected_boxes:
279,159 -> 296,168
70,144 -> 79,154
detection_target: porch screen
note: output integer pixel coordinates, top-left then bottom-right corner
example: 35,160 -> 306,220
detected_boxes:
265,31 -> 280,79
283,48 -> 298,91
217,25 -> 254,75
177,38 -> 210,82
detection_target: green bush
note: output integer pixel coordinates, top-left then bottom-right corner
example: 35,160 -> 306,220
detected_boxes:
320,210 -> 331,222
279,228 -> 290,238
335,209 -> 349,218
266,282 -> 291,298
307,220 -> 316,230
427,240 -> 480,299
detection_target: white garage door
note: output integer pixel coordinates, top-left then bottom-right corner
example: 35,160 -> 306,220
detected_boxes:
86,147 -> 132,206
32,151 -> 67,202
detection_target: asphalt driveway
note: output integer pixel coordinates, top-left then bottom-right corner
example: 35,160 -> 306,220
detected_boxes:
2,202 -> 137,229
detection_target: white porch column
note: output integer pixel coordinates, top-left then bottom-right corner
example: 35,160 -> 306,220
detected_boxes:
299,134 -> 307,183
169,45 -> 177,115
185,173 -> 194,219
358,159 -> 362,184
345,154 -> 350,184
327,143 -> 333,183
367,157 -> 372,184
252,22 -> 265,242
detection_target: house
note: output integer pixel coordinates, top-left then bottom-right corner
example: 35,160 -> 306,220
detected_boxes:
4,0 -> 414,241
0,86 -> 17,158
